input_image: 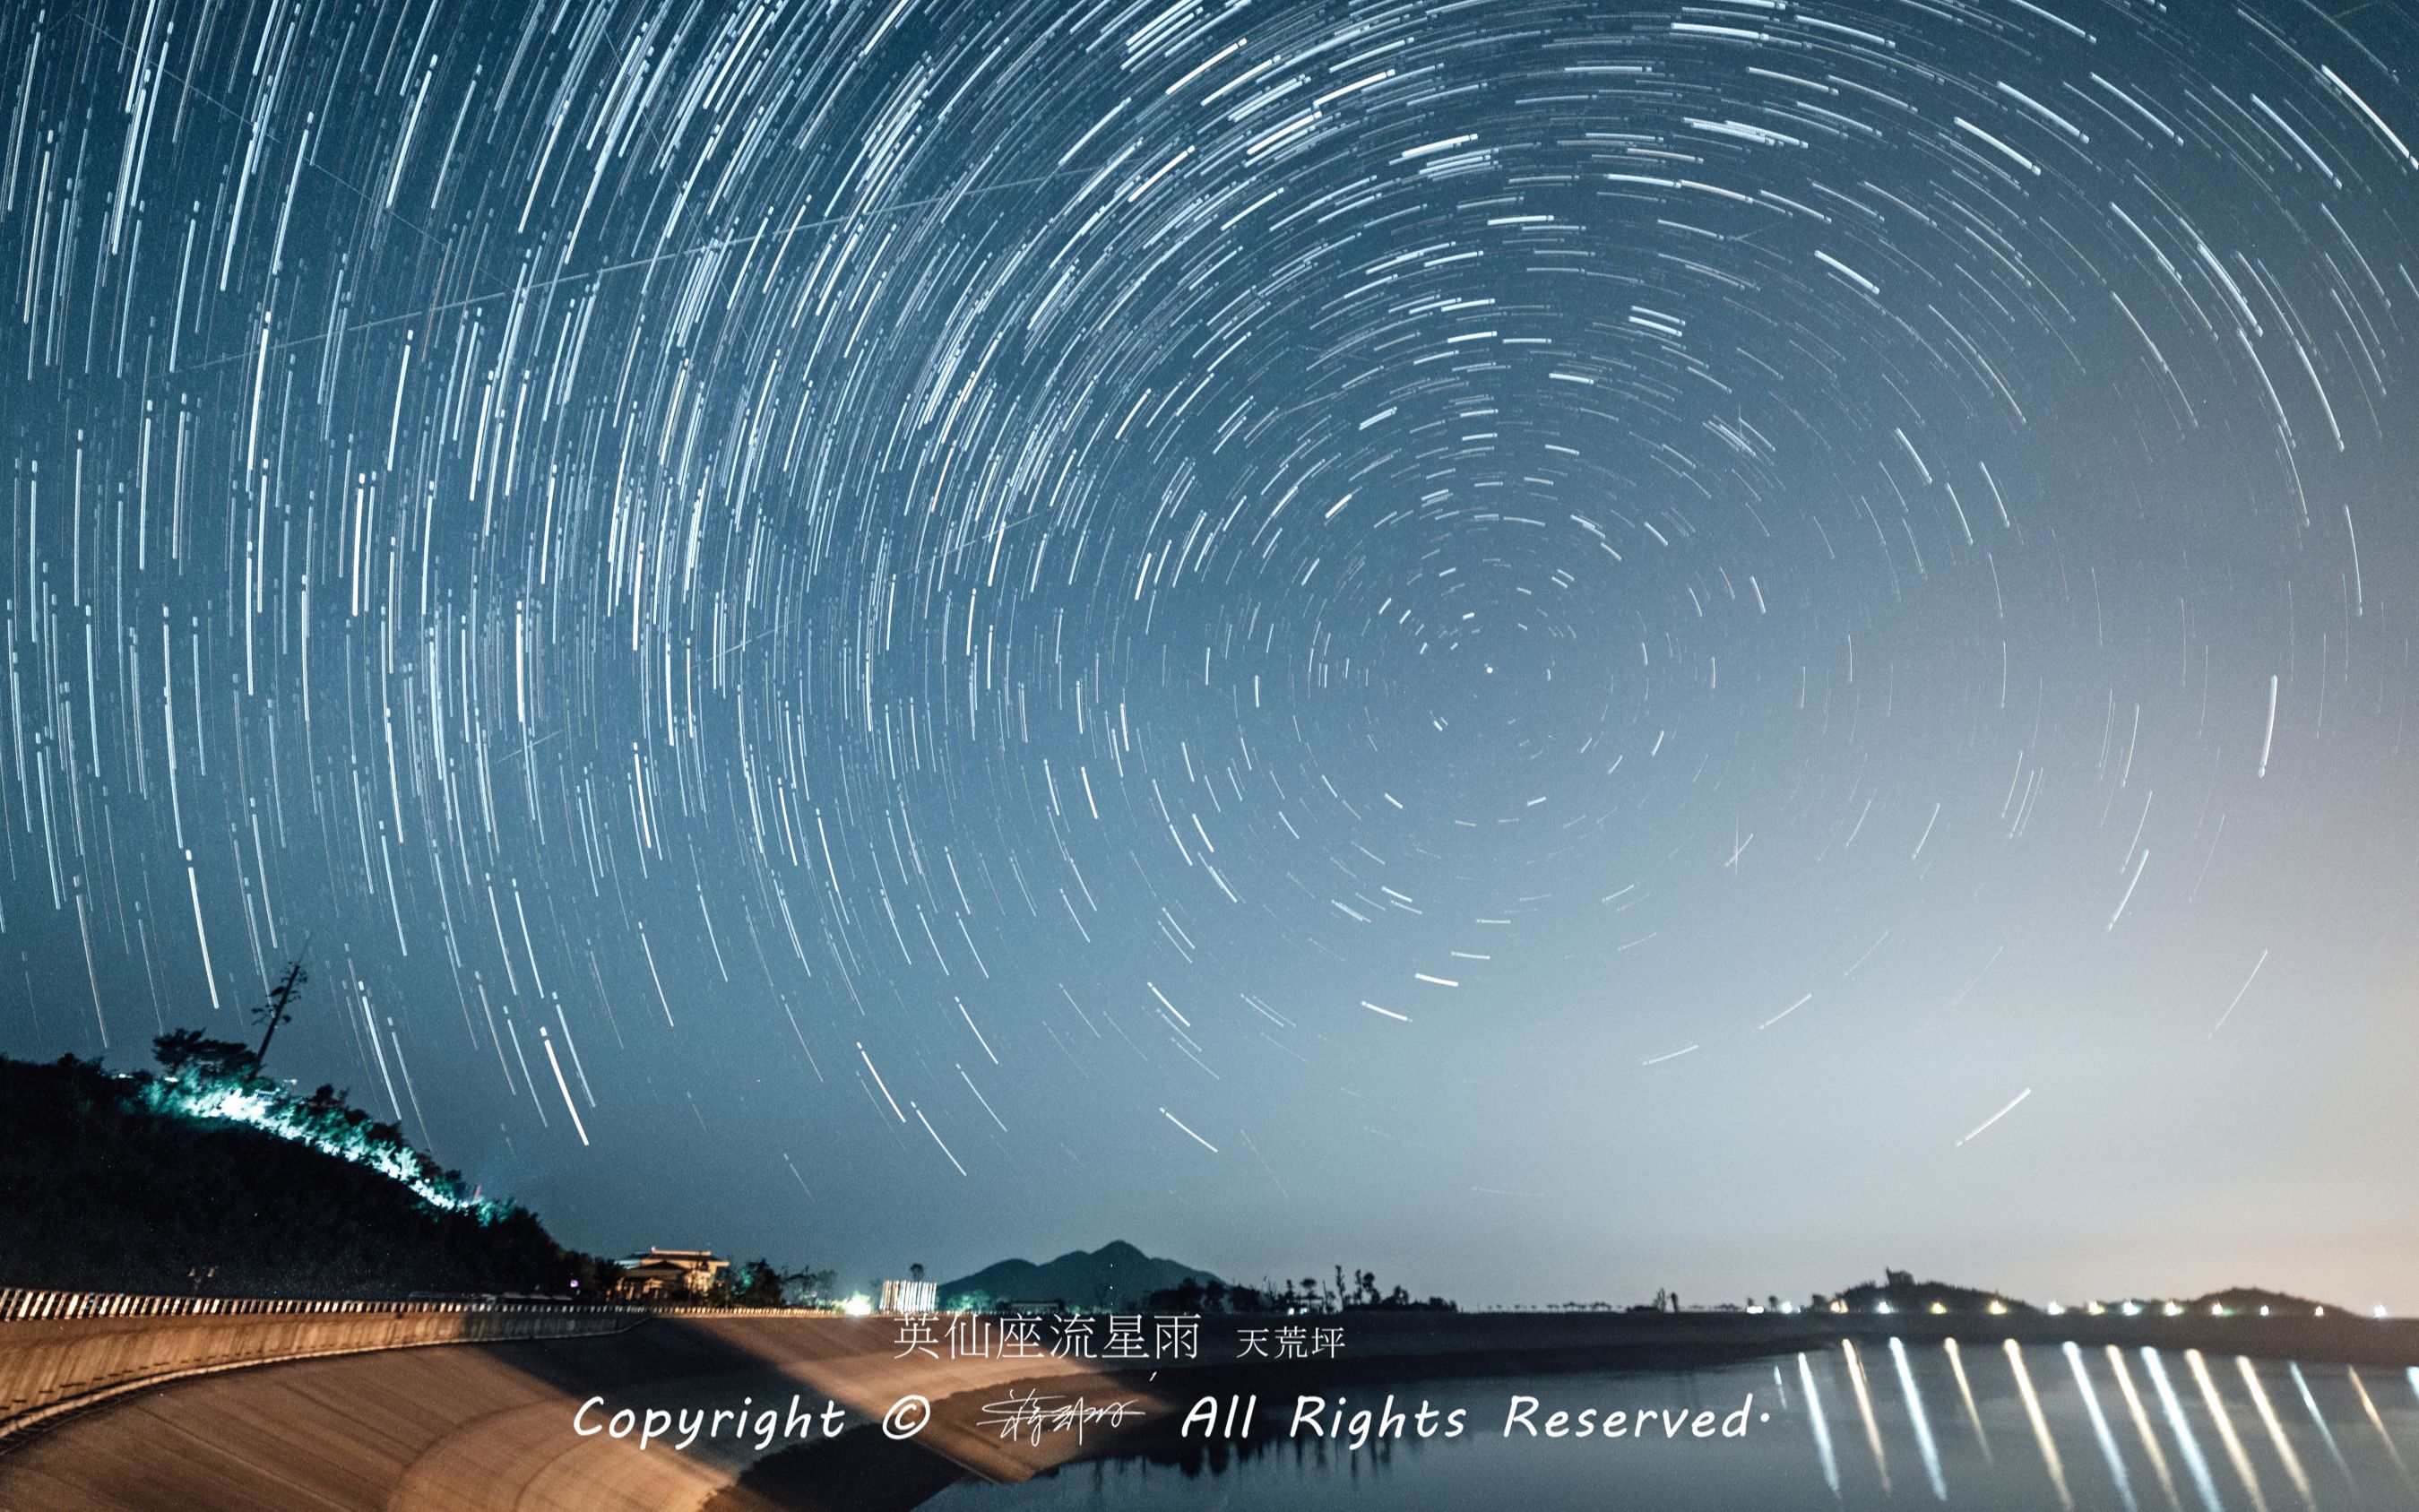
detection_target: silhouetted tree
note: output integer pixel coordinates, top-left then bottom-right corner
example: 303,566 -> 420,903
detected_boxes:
782,1266 -> 838,1306
732,1257 -> 785,1308
252,955 -> 308,1073
575,1257 -> 626,1300
152,1028 -> 255,1082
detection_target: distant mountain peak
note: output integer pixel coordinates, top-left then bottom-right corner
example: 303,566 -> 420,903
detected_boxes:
937,1240 -> 1218,1310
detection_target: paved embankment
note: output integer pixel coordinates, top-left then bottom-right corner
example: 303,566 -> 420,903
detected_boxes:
1,1299 -> 2411,1510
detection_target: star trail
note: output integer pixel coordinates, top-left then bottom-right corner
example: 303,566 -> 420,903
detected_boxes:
4,0 -> 2415,1306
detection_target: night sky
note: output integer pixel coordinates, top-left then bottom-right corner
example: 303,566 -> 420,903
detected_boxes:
4,0 -> 2415,1312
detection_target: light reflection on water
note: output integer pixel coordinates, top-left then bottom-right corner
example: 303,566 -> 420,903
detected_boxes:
929,1344 -> 2419,1510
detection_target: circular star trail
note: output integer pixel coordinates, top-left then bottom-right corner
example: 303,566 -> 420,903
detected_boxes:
4,0 -> 2416,1299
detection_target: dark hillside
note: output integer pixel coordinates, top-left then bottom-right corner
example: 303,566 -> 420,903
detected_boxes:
0,1054 -> 594,1299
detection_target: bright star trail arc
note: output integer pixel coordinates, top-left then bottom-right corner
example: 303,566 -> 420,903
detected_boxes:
4,0 -> 2415,1300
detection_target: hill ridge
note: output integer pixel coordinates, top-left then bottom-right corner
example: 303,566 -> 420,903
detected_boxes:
936,1240 -> 1217,1310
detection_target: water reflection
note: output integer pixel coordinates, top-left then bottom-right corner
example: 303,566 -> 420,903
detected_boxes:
2346,1367 -> 2415,1493
2288,1362 -> 2351,1492
1949,1337 -> 1996,1464
1800,1347 -> 1841,1494
2188,1347 -> 2272,1512
929,1338 -> 2419,1511
1844,1337 -> 1894,1494
2239,1356 -> 2314,1511
2143,1345 -> 2225,1512
2064,1342 -> 2138,1512
1893,1335 -> 1949,1500
2107,1346 -> 2181,1512
2007,1335 -> 2075,1509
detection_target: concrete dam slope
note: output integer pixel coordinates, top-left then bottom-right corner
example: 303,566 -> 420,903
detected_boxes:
3,1308 -> 2412,1510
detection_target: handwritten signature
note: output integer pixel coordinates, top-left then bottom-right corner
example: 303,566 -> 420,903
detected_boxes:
977,1389 -> 1145,1447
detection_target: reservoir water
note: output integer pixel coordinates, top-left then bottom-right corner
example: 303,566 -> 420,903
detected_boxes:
928,1340 -> 2419,1510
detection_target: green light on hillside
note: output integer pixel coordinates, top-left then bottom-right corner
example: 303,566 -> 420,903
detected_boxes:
147,1076 -> 502,1222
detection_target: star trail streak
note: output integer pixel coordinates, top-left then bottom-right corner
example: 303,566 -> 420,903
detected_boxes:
3,0 -> 2416,1305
